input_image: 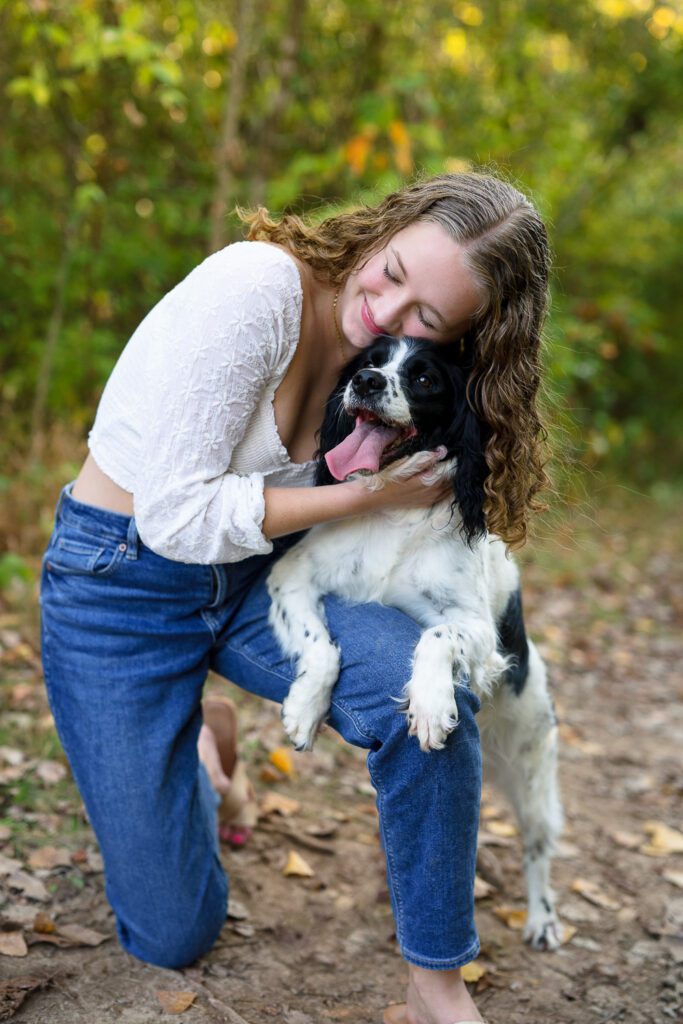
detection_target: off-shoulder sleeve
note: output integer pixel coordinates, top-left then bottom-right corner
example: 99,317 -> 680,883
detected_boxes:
132,244 -> 302,563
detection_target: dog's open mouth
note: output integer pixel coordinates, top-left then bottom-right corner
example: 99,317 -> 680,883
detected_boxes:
325,410 -> 417,481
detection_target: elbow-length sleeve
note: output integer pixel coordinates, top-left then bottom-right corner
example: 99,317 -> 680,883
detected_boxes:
130,244 -> 303,564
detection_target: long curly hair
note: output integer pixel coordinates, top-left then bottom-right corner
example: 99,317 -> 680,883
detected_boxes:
241,171 -> 551,547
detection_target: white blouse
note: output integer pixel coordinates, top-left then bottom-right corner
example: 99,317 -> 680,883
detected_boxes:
88,241 -> 316,564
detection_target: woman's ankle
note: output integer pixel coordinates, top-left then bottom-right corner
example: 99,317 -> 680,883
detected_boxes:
405,964 -> 484,1024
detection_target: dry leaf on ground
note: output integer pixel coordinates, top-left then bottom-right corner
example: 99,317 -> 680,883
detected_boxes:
155,990 -> 197,1014
6,871 -> 49,902
34,760 -> 67,785
662,870 -> 683,889
0,975 -> 50,1018
486,820 -> 518,838
493,905 -> 527,930
27,846 -> 72,871
260,792 -> 301,817
641,821 -> 683,857
0,930 -> 28,957
283,850 -> 315,877
571,877 -> 621,910
461,960 -> 486,982
474,875 -> 496,899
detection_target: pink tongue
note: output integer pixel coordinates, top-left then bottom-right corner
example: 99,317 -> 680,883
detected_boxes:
325,417 -> 401,480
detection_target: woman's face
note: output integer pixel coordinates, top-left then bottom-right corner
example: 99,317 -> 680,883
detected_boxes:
339,220 -> 485,351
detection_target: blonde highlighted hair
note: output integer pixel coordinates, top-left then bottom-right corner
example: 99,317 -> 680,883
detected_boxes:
242,172 -> 551,547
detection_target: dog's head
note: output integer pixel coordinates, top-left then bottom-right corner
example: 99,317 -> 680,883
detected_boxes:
316,336 -> 490,543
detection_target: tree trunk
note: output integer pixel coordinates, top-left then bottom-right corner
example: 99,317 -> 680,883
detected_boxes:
208,0 -> 256,253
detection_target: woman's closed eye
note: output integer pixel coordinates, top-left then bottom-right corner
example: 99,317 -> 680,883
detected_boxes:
383,263 -> 436,331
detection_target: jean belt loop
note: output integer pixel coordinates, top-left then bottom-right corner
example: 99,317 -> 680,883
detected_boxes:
125,516 -> 140,560
54,484 -> 70,521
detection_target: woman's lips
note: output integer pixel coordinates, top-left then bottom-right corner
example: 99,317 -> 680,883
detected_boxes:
361,299 -> 385,336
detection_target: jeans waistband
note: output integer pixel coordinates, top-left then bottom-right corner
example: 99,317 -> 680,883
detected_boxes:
55,484 -> 140,555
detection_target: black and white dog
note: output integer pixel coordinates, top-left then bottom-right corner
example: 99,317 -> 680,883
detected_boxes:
267,336 -> 563,950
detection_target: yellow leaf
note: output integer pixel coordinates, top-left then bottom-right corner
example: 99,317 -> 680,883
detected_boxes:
487,820 -> 518,838
269,746 -> 294,776
493,905 -> 527,930
155,990 -> 197,1014
283,850 -> 314,877
461,959 -> 486,982
641,821 -> 683,855
571,878 -> 620,910
611,830 -> 641,849
260,792 -> 301,817
662,870 -> 683,889
562,924 -> 578,944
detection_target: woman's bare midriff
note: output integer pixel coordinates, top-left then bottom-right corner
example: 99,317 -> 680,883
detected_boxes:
72,454 -> 135,516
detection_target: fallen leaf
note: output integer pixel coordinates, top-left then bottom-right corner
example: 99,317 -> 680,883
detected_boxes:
260,792 -> 301,817
493,905 -> 527,930
227,898 -> 250,920
32,913 -> 57,934
260,765 -> 283,784
28,846 -> 72,871
283,850 -> 315,877
562,924 -> 578,944
611,830 -> 641,850
480,804 -> 503,820
478,830 -> 515,848
0,824 -> 12,842
269,747 -> 294,776
662,870 -> 683,889
474,875 -> 495,899
0,930 -> 28,957
6,871 -> 49,902
0,975 -> 49,1017
571,878 -> 621,910
486,820 -> 518,838
155,990 -> 197,1013
0,747 -> 24,766
641,821 -> 683,857
0,852 -> 22,876
34,760 -> 67,785
56,923 -> 110,947
461,960 -> 486,982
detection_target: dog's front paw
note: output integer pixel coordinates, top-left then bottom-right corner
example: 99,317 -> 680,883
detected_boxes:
523,908 -> 564,951
405,688 -> 459,751
281,680 -> 330,752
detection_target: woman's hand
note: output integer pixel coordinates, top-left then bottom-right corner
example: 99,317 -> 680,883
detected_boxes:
345,448 -> 452,514
262,449 -> 451,540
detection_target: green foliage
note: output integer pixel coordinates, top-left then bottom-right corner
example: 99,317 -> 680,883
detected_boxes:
0,0 -> 681,481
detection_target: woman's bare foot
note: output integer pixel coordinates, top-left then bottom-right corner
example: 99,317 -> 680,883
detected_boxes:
384,964 -> 485,1024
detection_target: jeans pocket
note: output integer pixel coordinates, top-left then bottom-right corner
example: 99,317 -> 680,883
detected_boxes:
45,531 -> 127,578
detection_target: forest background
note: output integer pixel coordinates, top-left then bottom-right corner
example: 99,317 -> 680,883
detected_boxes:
1,0 -> 682,571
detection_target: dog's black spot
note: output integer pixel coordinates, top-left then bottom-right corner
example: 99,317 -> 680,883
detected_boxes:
280,608 -> 288,623
497,588 -> 530,696
434,630 -> 442,638
542,897 -> 552,915
304,629 -> 310,638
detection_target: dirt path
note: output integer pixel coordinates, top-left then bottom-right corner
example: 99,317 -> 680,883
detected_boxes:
1,493 -> 681,1024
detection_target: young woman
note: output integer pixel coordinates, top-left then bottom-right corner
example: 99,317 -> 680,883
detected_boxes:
40,172 -> 550,1024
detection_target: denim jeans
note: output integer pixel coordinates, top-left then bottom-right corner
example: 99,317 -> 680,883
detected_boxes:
40,485 -> 482,970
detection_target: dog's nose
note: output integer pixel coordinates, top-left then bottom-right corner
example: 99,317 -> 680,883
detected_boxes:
353,369 -> 386,397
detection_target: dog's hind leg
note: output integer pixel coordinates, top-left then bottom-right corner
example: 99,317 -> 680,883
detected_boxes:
481,640 -> 564,951
267,550 -> 341,751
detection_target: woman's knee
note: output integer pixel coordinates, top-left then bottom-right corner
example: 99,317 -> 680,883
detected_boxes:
116,870 -> 228,968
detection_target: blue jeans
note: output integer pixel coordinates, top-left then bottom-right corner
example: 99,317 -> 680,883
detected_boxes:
40,486 -> 482,970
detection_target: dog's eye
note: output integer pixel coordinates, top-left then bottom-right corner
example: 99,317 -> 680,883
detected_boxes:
416,375 -> 433,389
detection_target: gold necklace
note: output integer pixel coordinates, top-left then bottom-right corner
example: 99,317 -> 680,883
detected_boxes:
332,289 -> 346,361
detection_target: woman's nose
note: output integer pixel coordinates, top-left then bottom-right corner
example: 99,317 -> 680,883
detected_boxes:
375,297 -> 406,335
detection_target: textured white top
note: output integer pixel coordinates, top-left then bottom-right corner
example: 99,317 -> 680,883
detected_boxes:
88,241 -> 316,564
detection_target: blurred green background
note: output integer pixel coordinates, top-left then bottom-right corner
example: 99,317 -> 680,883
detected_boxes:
1,0 -> 682,565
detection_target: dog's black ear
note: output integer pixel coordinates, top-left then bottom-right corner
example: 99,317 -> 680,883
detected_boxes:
314,355 -> 364,486
450,404 -> 490,545
444,366 -> 491,544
